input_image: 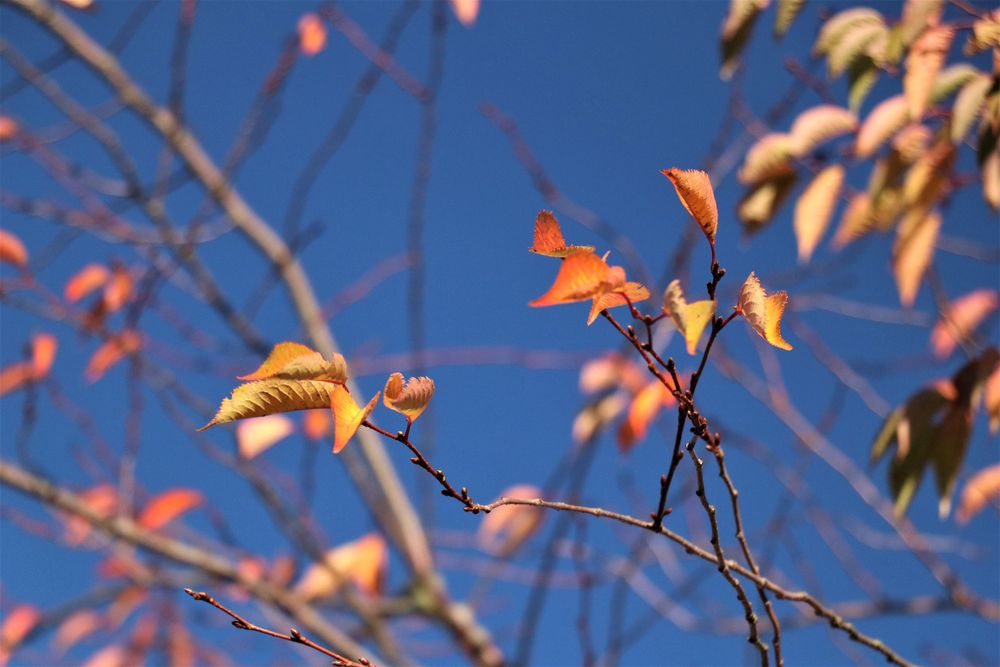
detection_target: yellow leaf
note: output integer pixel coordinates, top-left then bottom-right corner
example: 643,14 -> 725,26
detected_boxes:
788,105 -> 858,156
478,485 -> 545,556
855,95 -> 910,158
236,414 -> 296,459
738,272 -> 792,350
660,168 -> 719,244
200,378 -> 340,430
793,164 -> 844,263
930,289 -> 999,359
138,489 -> 203,531
449,0 -> 480,27
0,229 -> 27,268
297,13 -> 327,56
383,372 -> 435,422
529,210 -> 594,257
827,21 -> 888,77
295,533 -> 387,599
956,463 -> 1000,524
904,26 -> 954,120
331,385 -> 379,453
774,0 -> 805,38
739,132 -> 793,184
661,280 -> 716,354
238,341 -> 347,384
892,209 -> 941,307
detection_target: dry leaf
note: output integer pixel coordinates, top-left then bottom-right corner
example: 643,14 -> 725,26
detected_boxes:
618,381 -> 677,451
529,211 -> 595,257
0,229 -> 27,268
660,168 -> 719,244
85,330 -> 142,382
1,605 -> 40,667
788,106 -> 858,156
238,341 -> 347,384
138,488 -> 203,531
449,0 -> 480,27
855,95 -> 910,158
904,26 -> 954,120
478,485 -> 545,556
892,209 -> 941,307
661,279 -> 716,354
236,414 -> 295,459
383,373 -> 435,422
739,133 -> 793,184
31,332 -> 57,378
956,463 -> 1000,524
302,409 -> 332,440
295,533 -> 387,599
331,385 -> 379,453
930,289 -> 999,359
738,273 -> 792,350
586,281 -> 650,325
201,379 -> 340,430
793,164 -> 844,263
298,13 -> 327,56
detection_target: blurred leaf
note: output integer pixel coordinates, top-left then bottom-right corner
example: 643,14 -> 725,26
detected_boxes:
903,26 -> 954,120
897,0 -> 943,49
832,192 -> 874,248
964,10 -> 1000,55
295,533 -> 387,599
720,0 -> 768,80
788,105 -> 858,156
738,170 -> 797,233
0,229 -> 27,268
930,289 -> 999,359
0,116 -> 18,142
63,485 -> 118,545
302,409 -> 332,440
138,488 -> 203,531
618,380 -> 676,451
529,210 -> 594,257
572,393 -> 626,445
478,485 -> 545,556
236,414 -> 295,459
930,63 -> 980,103
847,57 -> 880,113
956,463 -> 1000,524
855,95 -> 909,158
449,0 -> 480,27
738,272 -> 793,350
950,73 -> 992,144
985,363 -> 1000,435
828,21 -> 888,77
773,0 -> 804,38
739,132 -> 793,184
579,352 -> 646,395
892,209 -> 941,307
53,610 -> 103,654
0,604 -> 40,667
85,330 -> 142,383
814,8 -> 883,56
661,168 -> 719,244
794,164 -> 844,263
64,264 -> 110,303
297,13 -> 327,56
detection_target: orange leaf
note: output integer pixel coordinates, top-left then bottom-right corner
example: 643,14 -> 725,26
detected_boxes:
31,332 -> 57,378
0,605 -> 40,667
330,385 -> 379,453
529,252 -> 609,307
302,409 -> 332,440
85,330 -> 142,382
586,281 -> 650,326
59,0 -> 95,8
956,463 -> 1000,524
0,362 -> 32,397
477,485 -> 545,556
236,414 -> 295,459
0,116 -> 19,142
893,209 -> 941,307
53,609 -> 103,654
793,164 -> 844,263
930,289 -> 999,359
738,272 -> 793,351
238,341 -> 347,384
529,210 -> 595,257
904,26 -> 954,120
449,0 -> 480,27
63,484 -> 118,545
101,264 -> 133,313
298,13 -> 327,56
0,229 -> 27,268
618,380 -> 676,451
295,533 -> 387,599
138,489 -> 203,531
383,373 -> 435,422
660,168 -> 719,244
579,352 -> 647,395
855,95 -> 910,158
65,264 -> 110,302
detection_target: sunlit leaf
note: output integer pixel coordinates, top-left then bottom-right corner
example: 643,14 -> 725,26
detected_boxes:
383,372 -> 435,422
831,193 -> 873,248
738,272 -> 792,350
449,0 -> 480,27
0,605 -> 40,667
903,26 -> 954,120
898,0 -> 943,49
855,95 -> 910,158
661,279 -> 716,354
773,0 -> 804,38
236,414 -> 295,459
660,168 -> 719,244
892,209 -> 941,307
297,13 -> 327,56
295,533 -> 387,599
794,164 -> 844,263
572,393 -> 626,445
85,331 -> 142,383
618,380 -> 676,451
814,8 -> 884,56
579,352 -> 646,395
827,21 -> 888,77
65,264 -> 110,302
950,73 -> 992,144
985,364 -> 1000,435
138,489 -> 203,531
738,171 -> 797,233
964,10 -> 1000,55
586,281 -> 649,325
0,362 -> 31,397
529,252 -> 609,307
200,378 -> 339,430
478,485 -> 545,556
101,263 -> 133,313
930,289 -> 999,359
738,132 -> 793,184
528,210 -> 594,258
956,463 -> 1000,524
0,229 -> 27,268
302,409 -> 332,440
331,385 -> 379,454
788,106 -> 858,156
238,341 -> 347,384
719,0 -> 768,80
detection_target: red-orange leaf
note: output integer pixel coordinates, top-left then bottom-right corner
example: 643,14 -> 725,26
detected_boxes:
661,168 -> 719,244
331,385 -> 379,453
64,485 -> 118,545
85,330 -> 142,382
31,332 -> 57,378
53,610 -> 103,654
0,229 -> 27,268
295,533 -> 387,599
138,488 -> 203,531
383,373 -> 435,422
65,264 -> 110,302
298,13 -> 327,56
238,341 -> 347,384
586,281 -> 650,326
0,604 -> 40,666
0,362 -> 31,397
0,116 -> 18,142
529,252 -> 609,307
618,380 -> 676,451
529,210 -> 594,257
930,289 -> 999,359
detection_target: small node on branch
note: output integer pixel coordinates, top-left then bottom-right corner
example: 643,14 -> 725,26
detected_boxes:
290,628 -> 303,640
232,620 -> 249,630
410,457 -> 419,464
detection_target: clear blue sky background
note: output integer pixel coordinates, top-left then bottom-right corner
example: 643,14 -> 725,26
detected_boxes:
2,1 -> 998,665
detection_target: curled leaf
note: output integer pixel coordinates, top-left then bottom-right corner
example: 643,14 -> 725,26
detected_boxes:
529,210 -> 594,257
738,272 -> 792,350
238,341 -> 347,384
661,279 -> 716,354
236,414 -> 296,459
298,13 -> 327,56
660,168 -> 719,244
331,385 -> 379,453
295,533 -> 387,599
138,489 -> 203,531
478,485 -> 545,556
383,373 -> 435,422
956,463 -> 1000,524
587,281 -> 650,325
793,164 -> 844,263
530,252 -> 609,307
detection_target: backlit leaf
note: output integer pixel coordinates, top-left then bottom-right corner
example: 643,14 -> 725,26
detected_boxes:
660,168 -> 719,244
200,378 -> 339,430
529,210 -> 594,257
238,341 -> 347,384
855,95 -> 910,158
618,380 -> 676,451
719,0 -> 768,80
30,332 -> 57,378
794,164 -> 844,263
138,489 -> 203,531
236,414 -> 295,459
295,533 -> 387,599
898,0 -> 943,48
964,11 -> 1000,55
449,0 -> 480,27
956,463 -> 1000,524
331,385 -> 379,453
65,264 -> 110,302
297,13 -> 327,56
383,372 -> 435,422
53,610 -> 103,653
738,171 -> 797,233
1,605 -> 40,666
586,281 -> 649,325
985,364 -> 1000,434
529,252 -> 609,307
302,409 -> 332,440
738,272 -> 792,350
478,485 -> 545,556
892,209 -> 941,307
85,331 -> 142,383
0,229 -> 27,268
773,0 -> 804,38
930,289 -> 999,359
814,8 -> 884,56
950,73 -> 992,144
788,106 -> 858,156
738,132 -> 793,184
827,21 -> 888,77
903,26 -> 954,120
661,279 -> 716,354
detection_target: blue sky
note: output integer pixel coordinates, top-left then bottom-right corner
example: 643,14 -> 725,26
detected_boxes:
2,1 -> 998,665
